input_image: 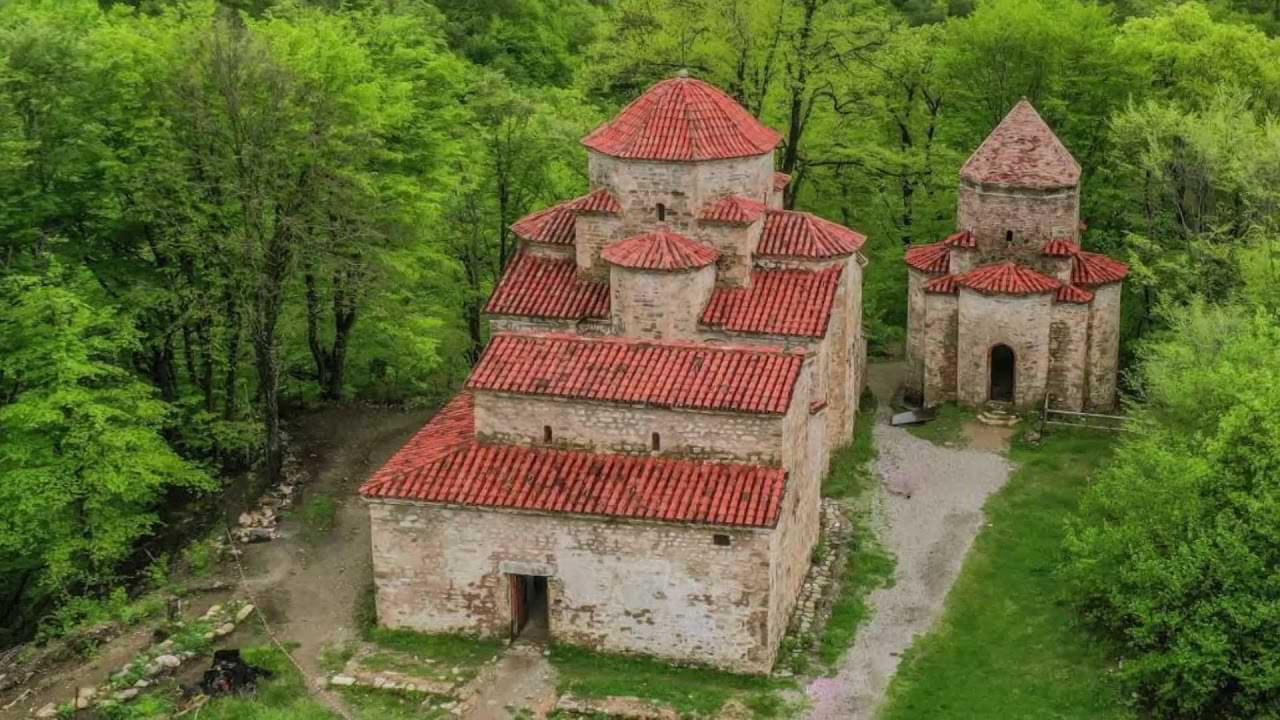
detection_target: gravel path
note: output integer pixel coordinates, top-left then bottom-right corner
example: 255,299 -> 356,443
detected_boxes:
805,365 -> 1013,720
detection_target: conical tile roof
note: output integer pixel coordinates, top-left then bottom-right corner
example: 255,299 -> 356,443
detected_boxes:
961,100 -> 1080,190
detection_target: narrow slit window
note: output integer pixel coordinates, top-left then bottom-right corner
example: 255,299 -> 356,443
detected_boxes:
656,203 -> 666,221
712,534 -> 732,547
651,432 -> 661,451
1005,230 -> 1014,244
543,425 -> 553,443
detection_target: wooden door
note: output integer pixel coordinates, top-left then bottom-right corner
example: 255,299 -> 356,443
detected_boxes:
509,575 -> 527,638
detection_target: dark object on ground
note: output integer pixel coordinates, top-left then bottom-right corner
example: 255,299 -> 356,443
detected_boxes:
199,649 -> 273,697
891,408 -> 936,426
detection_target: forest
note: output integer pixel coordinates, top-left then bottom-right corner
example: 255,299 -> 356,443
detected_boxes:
1,0 -> 1278,717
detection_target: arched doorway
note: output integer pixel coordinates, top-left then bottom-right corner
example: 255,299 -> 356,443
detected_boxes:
990,344 -> 1016,403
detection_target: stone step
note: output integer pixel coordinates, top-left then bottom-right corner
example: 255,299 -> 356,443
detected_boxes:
977,410 -> 1019,427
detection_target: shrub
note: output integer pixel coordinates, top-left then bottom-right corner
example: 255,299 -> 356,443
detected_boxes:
1062,304 -> 1280,719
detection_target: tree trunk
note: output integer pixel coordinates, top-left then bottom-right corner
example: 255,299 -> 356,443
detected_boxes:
223,291 -> 242,421
304,270 -> 332,394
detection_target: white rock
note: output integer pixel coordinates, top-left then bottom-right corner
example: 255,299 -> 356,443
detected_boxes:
329,675 -> 356,687
154,654 -> 181,669
114,688 -> 139,702
75,686 -> 97,710
214,622 -> 235,637
234,604 -> 255,623
34,703 -> 58,718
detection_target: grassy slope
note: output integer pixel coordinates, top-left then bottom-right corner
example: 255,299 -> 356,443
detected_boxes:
879,428 -> 1133,720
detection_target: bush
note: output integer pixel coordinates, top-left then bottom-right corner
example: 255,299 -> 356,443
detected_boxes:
1061,304 -> 1280,719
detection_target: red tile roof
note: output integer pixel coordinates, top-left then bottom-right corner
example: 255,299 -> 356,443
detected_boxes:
943,229 -> 976,248
904,242 -> 951,274
511,203 -> 576,245
467,333 -> 804,415
511,190 -> 623,245
700,195 -> 767,224
1072,251 -> 1129,286
773,172 -> 791,191
485,253 -> 609,320
1056,284 -> 1094,304
961,100 -> 1081,190
1042,237 -> 1081,257
758,210 -> 865,258
360,393 -> 786,529
601,230 -> 719,271
955,261 -> 1060,295
581,75 -> 782,162
701,266 -> 843,338
923,274 -> 959,295
568,187 -> 622,214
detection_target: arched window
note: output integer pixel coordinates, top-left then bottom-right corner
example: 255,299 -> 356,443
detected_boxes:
656,203 -> 666,221
651,432 -> 661,451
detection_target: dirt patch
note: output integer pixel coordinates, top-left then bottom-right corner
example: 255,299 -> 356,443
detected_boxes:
962,420 -> 1014,453
461,643 -> 557,720
806,363 -> 1013,720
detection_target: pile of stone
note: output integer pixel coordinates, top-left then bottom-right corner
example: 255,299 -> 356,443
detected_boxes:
231,438 -> 305,544
30,601 -> 256,718
778,500 -> 853,672
555,694 -> 680,720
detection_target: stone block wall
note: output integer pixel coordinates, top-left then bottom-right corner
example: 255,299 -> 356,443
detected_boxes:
956,290 -> 1053,408
1047,303 -> 1089,411
692,220 -> 761,287
367,501 -> 780,673
610,264 -> 716,340
766,408 -> 824,655
956,180 -> 1079,261
905,269 -> 927,400
922,293 -> 959,406
576,214 -> 626,281
472,392 -> 786,468
1086,283 -> 1121,410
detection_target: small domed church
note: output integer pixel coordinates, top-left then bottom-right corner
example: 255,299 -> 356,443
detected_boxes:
359,74 -> 867,673
904,100 -> 1128,411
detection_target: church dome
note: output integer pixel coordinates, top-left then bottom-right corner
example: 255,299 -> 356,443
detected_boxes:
582,74 -> 782,162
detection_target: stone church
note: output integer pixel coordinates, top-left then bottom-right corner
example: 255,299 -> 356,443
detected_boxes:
360,74 -> 868,673
904,100 -> 1128,411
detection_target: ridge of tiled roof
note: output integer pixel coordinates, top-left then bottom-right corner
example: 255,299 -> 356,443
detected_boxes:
773,172 -> 791,191
700,195 -> 767,224
1056,284 -> 1094,304
467,332 -> 804,415
581,75 -> 782,162
904,242 -> 951,274
943,229 -> 976,248
511,189 -> 623,245
567,187 -> 622,214
1042,237 -> 1081,257
601,230 -> 720,271
954,261 -> 1060,295
923,274 -> 959,295
484,252 -> 609,320
701,266 -> 843,338
757,209 -> 865,259
960,99 -> 1081,190
359,392 -> 785,529
1072,251 -> 1129,286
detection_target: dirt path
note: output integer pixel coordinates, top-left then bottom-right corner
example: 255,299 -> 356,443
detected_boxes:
462,642 -> 557,720
237,405 -> 434,677
805,363 -> 1013,720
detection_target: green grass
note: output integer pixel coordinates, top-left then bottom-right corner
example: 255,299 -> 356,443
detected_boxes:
903,403 -> 972,446
549,644 -> 790,718
879,427 -> 1133,720
363,626 -> 504,667
300,494 -> 339,538
822,390 -> 879,500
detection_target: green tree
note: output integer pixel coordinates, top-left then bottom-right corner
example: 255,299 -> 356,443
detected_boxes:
0,271 -> 211,636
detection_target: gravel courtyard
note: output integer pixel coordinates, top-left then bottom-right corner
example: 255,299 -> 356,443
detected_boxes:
806,364 -> 1013,719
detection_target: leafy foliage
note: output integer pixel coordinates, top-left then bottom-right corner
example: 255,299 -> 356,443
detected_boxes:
1062,303 -> 1280,718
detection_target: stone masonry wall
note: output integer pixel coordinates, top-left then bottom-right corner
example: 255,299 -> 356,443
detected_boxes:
956,180 -> 1079,262
691,220 -> 761,287
1047,302 -> 1089,411
575,213 -> 626,281
922,292 -> 959,407
1086,282 -> 1122,410
905,269 -> 926,400
610,264 -> 716,340
956,290 -> 1053,408
472,392 -> 786,468
367,501 -> 780,673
